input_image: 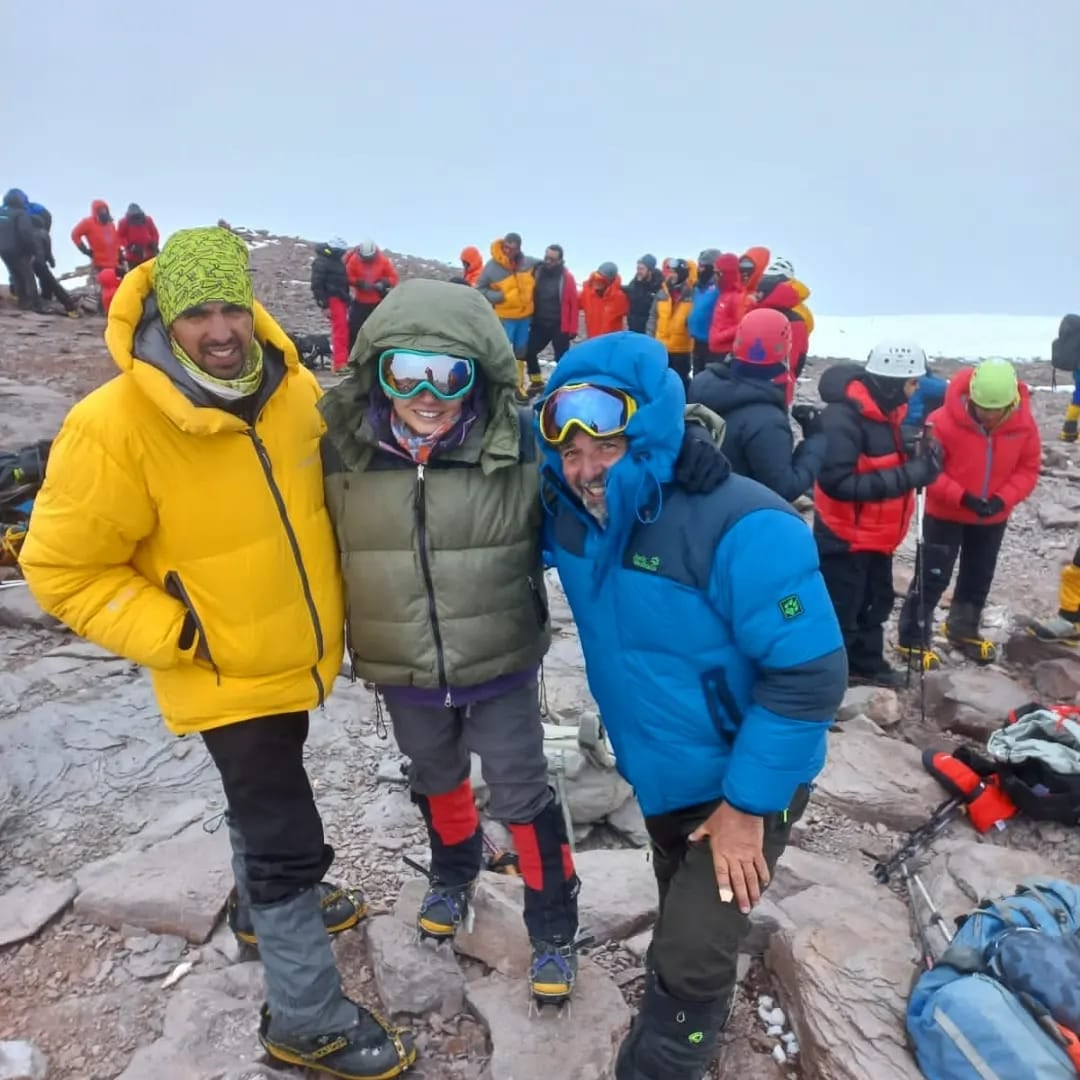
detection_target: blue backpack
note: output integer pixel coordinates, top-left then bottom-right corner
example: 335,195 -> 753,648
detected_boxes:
907,877 -> 1080,1079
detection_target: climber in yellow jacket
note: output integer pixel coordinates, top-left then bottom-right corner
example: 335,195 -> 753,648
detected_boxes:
18,227 -> 416,1080
646,257 -> 698,389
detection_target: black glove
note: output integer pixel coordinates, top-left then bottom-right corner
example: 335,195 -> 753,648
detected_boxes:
905,435 -> 943,488
961,492 -> 985,514
46,254 -> 56,268
791,404 -> 823,438
373,281 -> 389,296
78,244 -> 92,258
675,423 -> 731,494
979,494 -> 1006,518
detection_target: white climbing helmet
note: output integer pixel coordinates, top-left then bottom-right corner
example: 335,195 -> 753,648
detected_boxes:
768,257 -> 795,279
865,340 -> 928,379
357,239 -> 377,258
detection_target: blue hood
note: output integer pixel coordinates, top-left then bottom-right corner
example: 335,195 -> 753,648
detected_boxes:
538,331 -> 686,587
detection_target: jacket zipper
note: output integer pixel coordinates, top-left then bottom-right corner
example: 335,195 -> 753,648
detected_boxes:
981,431 -> 993,499
415,463 -> 451,706
164,570 -> 220,683
246,428 -> 326,707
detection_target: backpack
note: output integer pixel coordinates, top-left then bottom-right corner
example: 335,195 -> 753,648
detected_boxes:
1051,314 -> 1080,374
987,704 -> 1080,826
907,877 -> 1080,1079
0,441 -> 50,516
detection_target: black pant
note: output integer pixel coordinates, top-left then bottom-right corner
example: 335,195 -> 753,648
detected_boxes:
645,785 -> 809,1003
897,515 -> 1008,646
201,712 -> 333,907
819,550 -> 895,675
524,320 -> 572,376
667,352 -> 691,391
347,301 -> 379,351
33,261 -> 73,310
691,339 -> 720,377
2,252 -> 39,309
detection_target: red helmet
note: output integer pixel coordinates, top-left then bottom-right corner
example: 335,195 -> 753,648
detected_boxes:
733,308 -> 791,366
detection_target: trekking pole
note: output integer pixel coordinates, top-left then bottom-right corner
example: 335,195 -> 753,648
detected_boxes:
911,869 -> 954,948
898,860 -> 939,970
914,484 -> 929,726
869,795 -> 964,884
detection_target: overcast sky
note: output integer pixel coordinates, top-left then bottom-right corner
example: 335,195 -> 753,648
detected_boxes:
4,0 -> 1076,316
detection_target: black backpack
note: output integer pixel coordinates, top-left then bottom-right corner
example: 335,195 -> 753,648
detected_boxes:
1051,314 -> 1080,373
0,440 -> 50,516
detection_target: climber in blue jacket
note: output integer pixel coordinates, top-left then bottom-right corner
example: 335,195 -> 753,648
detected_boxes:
536,331 -> 847,1080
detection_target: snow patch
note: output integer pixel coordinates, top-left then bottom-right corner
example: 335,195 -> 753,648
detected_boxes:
812,314 -> 1057,364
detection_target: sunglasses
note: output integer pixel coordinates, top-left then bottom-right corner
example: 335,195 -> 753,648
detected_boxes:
378,349 -> 476,401
538,383 -> 637,445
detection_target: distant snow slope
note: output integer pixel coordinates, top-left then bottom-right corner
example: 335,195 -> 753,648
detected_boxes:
811,314 -> 1059,363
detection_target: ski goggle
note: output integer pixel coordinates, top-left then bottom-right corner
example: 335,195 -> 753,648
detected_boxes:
538,384 -> 637,445
378,349 -> 475,401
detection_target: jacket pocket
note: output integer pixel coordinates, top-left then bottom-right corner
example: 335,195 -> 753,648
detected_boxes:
527,575 -> 549,628
702,666 -> 742,741
164,570 -> 218,674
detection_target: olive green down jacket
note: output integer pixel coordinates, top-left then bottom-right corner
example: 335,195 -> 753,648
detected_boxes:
319,278 -> 551,692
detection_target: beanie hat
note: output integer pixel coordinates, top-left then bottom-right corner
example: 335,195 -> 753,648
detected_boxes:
970,359 -> 1019,410
638,254 -> 657,271
732,309 -> 791,382
596,261 -> 618,279
154,226 -> 253,327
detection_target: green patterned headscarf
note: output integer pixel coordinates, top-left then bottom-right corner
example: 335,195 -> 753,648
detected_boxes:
155,226 -> 263,398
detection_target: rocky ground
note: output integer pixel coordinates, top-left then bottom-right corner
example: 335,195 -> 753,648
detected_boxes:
2,229 -> 1080,1080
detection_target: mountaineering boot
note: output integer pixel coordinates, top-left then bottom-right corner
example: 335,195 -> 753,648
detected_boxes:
224,812 -> 365,947
614,969 -> 731,1080
849,662 -> 909,689
1061,404 -> 1080,442
895,643 -> 943,671
944,601 -> 997,664
259,1001 -> 416,1078
251,884 -> 418,1077
528,936 -> 578,1006
417,878 -> 476,941
1027,613 -> 1080,643
412,783 -> 484,941
228,881 -> 365,946
514,360 -> 530,404
525,374 -> 546,400
511,795 -> 581,1007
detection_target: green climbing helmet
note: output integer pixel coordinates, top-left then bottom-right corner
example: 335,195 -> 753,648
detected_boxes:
970,359 -> 1019,410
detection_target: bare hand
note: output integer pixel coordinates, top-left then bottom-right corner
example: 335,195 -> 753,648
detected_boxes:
689,803 -> 769,915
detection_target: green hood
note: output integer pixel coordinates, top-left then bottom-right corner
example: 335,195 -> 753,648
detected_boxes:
320,278 -> 522,473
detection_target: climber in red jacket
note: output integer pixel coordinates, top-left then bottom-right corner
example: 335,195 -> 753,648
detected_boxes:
344,240 -> 399,348
897,361 -> 1041,668
117,204 -> 160,267
706,253 -> 750,357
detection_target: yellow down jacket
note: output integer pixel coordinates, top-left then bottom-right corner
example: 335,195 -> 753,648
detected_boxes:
18,261 -> 344,734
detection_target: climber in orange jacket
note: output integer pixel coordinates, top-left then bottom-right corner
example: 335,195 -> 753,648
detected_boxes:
71,200 -> 121,272
579,262 -> 629,338
459,246 -> 483,287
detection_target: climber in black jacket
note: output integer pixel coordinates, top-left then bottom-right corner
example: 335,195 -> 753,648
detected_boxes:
689,309 -> 825,502
624,254 -> 665,334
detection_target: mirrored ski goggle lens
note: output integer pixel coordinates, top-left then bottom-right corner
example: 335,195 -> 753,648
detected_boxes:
378,350 -> 476,400
539,384 -> 635,444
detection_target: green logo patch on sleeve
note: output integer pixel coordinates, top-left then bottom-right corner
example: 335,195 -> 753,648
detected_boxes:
778,594 -> 805,620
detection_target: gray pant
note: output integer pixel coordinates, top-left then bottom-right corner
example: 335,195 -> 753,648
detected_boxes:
386,677 -> 550,824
